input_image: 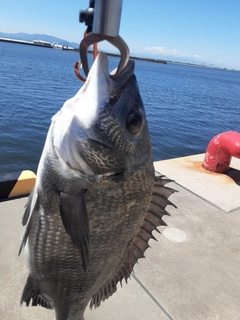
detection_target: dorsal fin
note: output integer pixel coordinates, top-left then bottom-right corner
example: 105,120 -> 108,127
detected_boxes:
90,175 -> 177,309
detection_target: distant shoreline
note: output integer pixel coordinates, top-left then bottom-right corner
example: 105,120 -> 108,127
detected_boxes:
0,37 -> 72,50
0,37 -> 53,48
89,50 -> 239,71
1,37 -> 238,71
0,37 -> 167,65
89,50 -> 167,65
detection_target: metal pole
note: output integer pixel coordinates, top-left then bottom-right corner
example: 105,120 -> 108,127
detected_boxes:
92,0 -> 123,37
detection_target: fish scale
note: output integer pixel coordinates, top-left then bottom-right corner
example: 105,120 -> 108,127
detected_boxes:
19,53 -> 176,320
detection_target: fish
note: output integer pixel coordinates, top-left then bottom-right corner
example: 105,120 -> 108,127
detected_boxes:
19,52 -> 176,320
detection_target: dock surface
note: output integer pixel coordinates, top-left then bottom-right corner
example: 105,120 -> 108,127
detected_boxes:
1,154 -> 240,319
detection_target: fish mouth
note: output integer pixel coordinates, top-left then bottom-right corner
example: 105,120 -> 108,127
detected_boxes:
96,171 -> 124,182
87,136 -> 115,151
108,76 -> 134,106
110,57 -> 135,92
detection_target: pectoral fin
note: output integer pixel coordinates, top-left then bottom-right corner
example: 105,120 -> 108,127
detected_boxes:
60,189 -> 90,271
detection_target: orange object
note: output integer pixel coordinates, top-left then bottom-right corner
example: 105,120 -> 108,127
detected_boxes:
74,61 -> 86,82
75,31 -> 98,82
0,170 -> 36,199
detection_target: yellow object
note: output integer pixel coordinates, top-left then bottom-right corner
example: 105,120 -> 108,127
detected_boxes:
8,170 -> 36,198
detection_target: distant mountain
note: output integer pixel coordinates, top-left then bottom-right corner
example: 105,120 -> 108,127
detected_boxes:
0,32 -> 79,49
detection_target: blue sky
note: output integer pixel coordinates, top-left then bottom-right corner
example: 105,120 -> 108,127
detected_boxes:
0,0 -> 240,69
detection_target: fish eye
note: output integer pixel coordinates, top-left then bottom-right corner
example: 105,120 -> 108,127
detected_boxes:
126,108 -> 144,134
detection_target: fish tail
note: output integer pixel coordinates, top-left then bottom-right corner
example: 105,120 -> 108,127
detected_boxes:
20,276 -> 54,310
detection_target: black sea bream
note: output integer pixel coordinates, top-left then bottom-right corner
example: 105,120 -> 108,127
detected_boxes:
19,52 -> 175,320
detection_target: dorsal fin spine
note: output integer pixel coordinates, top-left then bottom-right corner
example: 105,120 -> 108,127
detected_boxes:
89,176 -> 177,309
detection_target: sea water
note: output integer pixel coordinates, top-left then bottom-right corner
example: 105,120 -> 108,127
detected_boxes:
0,41 -> 240,174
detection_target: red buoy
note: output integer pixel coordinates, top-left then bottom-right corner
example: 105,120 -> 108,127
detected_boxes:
202,131 -> 240,173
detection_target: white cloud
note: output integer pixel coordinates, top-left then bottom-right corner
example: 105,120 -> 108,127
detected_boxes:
194,54 -> 201,58
145,46 -> 188,57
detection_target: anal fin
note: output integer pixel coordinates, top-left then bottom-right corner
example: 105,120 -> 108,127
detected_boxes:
21,276 -> 54,310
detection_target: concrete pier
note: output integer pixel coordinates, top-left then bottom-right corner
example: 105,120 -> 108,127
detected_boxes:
0,37 -> 53,48
0,154 -> 240,319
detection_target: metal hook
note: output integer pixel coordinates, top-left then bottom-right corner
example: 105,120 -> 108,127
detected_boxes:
79,33 -> 129,80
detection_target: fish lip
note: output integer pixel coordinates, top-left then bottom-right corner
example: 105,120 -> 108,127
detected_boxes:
87,137 -> 114,150
99,171 -> 123,177
110,59 -> 135,90
109,74 -> 136,105
120,74 -> 136,90
97,171 -> 125,183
